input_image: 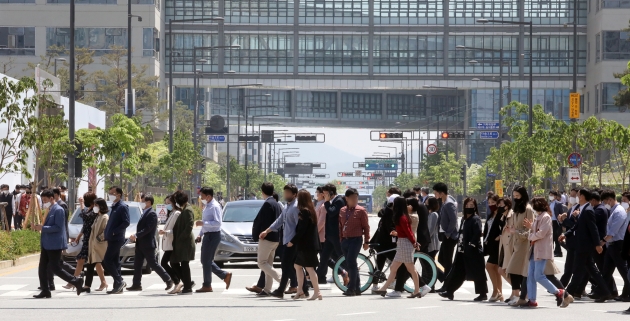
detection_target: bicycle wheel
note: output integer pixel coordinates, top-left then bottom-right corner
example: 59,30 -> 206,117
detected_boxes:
403,252 -> 438,293
332,253 -> 374,293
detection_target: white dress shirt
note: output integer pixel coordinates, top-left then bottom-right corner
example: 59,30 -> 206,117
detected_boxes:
199,198 -> 222,236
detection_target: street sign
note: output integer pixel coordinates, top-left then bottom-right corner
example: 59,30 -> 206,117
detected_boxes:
486,173 -> 497,178
567,152 -> 582,168
569,93 -> 580,119
476,121 -> 500,130
355,170 -> 362,177
479,131 -> 499,139
426,144 -> 437,155
238,135 -> 259,142
494,180 -> 504,197
365,158 -> 398,171
567,168 -> 581,183
156,204 -> 168,223
338,172 -> 356,177
205,126 -> 228,134
208,135 -> 227,143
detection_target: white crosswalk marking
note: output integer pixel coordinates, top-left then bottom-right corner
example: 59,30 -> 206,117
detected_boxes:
1,291 -> 36,297
0,284 -> 27,291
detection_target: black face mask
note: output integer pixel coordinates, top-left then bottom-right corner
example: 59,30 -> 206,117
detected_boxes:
497,207 -> 506,215
464,208 -> 475,216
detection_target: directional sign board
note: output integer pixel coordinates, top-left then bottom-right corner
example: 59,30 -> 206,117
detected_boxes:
494,180 -> 504,197
426,144 -> 437,155
156,204 -> 168,223
567,168 -> 581,183
208,135 -> 227,143
567,153 -> 582,168
365,158 -> 398,171
476,121 -> 500,130
479,131 -> 499,139
569,93 -> 580,119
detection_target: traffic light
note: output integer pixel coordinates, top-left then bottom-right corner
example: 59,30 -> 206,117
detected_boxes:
379,132 -> 403,140
460,164 -> 467,181
441,131 -> 465,139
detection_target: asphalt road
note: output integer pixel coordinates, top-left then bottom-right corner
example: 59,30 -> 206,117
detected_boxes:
1,219 -> 629,321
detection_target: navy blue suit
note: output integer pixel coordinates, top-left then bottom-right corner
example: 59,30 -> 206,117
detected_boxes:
102,200 -> 130,288
132,208 -> 171,286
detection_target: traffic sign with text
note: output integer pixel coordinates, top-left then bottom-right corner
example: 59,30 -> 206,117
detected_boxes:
567,153 -> 582,168
476,121 -> 500,130
426,144 -> 437,155
567,168 -> 581,183
479,131 -> 499,139
208,135 -> 227,143
569,93 -> 580,119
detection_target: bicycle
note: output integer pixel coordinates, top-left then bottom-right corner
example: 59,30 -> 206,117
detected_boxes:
332,244 -> 438,294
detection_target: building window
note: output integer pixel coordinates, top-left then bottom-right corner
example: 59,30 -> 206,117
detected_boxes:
595,33 -> 600,62
601,0 -> 630,8
0,27 -> 35,56
48,0 -> 117,3
374,0 -> 444,25
299,0 -> 369,24
248,89 -> 292,117
524,0 -> 586,25
0,0 -> 35,3
143,28 -> 159,59
450,0 -> 518,25
226,0 -> 293,24
448,35 -> 519,74
602,82 -> 626,112
595,84 -> 599,112
374,35 -> 444,74
523,35 -> 587,74
210,88 -> 241,115
46,27 -> 127,55
225,34 -> 294,73
298,34 -> 369,73
166,33 -> 219,73
296,91 -> 337,118
586,92 -> 590,112
602,31 -> 630,60
165,0 -> 219,20
341,93 -> 381,119
387,94 -> 426,120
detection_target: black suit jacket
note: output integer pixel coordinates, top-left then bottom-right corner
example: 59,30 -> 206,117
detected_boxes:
136,208 -> 158,249
416,202 -> 431,248
561,204 -> 580,250
104,201 -> 130,242
593,204 -> 609,242
553,202 -> 564,220
252,197 -> 282,242
565,204 -> 601,252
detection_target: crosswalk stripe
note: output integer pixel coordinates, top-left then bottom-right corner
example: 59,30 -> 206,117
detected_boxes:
0,284 -> 27,291
0,291 -> 36,297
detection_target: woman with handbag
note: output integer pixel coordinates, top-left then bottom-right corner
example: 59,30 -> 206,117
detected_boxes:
167,191 -> 196,295
483,194 -> 506,302
63,192 -> 98,292
87,198 -> 109,292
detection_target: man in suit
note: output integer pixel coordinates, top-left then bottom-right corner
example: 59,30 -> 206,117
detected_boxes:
600,190 -> 630,302
33,189 -> 84,298
103,186 -> 130,294
558,201 -> 580,288
251,182 -> 283,296
42,188 -> 76,290
549,191 -> 565,257
127,195 -> 173,291
560,188 -> 612,302
315,184 -> 348,285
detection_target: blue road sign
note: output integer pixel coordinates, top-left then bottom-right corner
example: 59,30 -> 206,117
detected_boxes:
486,173 -> 497,177
568,153 -> 582,167
365,158 -> 398,171
208,135 -> 227,143
476,122 -> 500,130
480,131 -> 499,139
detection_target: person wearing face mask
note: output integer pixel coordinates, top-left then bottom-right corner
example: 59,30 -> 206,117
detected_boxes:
549,191 -> 565,258
194,187 -> 233,293
600,190 -> 630,304
159,195 -> 181,292
504,186 -> 534,305
126,195 -> 174,292
0,184 -> 13,231
568,188 -> 579,209
438,198 -> 488,301
88,198 -> 110,291
497,197 -> 513,285
483,194 -> 505,302
102,186 -> 130,294
622,193 -> 630,213
32,189 -> 85,298
62,192 -> 98,292
169,191 -> 196,295
432,182 -> 458,291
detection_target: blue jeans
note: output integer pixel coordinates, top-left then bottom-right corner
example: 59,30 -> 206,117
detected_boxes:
341,237 -> 362,293
527,257 -> 558,302
201,232 -> 228,287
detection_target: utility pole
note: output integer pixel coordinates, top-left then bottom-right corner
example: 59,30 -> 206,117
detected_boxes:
68,0 -> 76,208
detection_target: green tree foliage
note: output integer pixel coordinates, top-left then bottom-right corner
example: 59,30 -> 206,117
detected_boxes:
157,128 -> 201,190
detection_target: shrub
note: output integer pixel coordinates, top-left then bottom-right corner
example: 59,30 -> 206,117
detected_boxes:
0,230 -> 41,261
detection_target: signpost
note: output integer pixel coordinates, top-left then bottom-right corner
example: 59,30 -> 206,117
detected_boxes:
479,131 -> 500,139
569,93 -> 580,119
365,158 -> 398,171
476,121 -> 500,130
494,180 -> 504,197
208,135 -> 227,143
567,168 -> 581,184
567,152 -> 582,168
156,204 -> 168,223
426,144 -> 437,155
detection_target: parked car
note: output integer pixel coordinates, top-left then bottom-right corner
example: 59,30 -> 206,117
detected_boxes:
215,200 -> 275,267
62,201 -> 159,274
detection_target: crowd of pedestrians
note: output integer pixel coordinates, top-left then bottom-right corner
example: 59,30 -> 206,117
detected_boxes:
15,180 -> 630,313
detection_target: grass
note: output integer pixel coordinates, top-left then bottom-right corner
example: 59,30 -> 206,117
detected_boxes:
0,230 -> 41,261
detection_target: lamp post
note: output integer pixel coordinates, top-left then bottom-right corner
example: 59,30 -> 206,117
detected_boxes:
53,58 -> 66,77
68,0 -> 76,209
168,17 -> 225,153
244,113 -> 278,196
127,13 -> 142,118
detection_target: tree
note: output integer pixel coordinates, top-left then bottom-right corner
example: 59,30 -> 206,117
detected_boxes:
0,76 -> 39,180
25,45 -> 64,75
1,57 -> 16,76
157,128 -> 202,190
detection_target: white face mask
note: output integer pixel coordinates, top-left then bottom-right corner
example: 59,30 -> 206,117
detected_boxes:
549,196 -> 555,202
622,202 -> 629,210
93,207 -> 100,214
177,203 -> 183,209
569,197 -> 577,204
42,202 -> 51,209
604,204 -> 612,210
201,199 -> 208,205
19,189 -> 25,194
108,194 -> 117,202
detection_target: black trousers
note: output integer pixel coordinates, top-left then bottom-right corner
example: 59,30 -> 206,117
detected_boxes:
38,249 -> 77,292
102,239 -> 125,287
84,263 -> 96,288
510,274 -> 524,290
132,245 -> 171,286
603,241 -> 630,296
438,238 -> 457,282
172,261 -> 192,290
277,244 -> 308,293
161,251 -> 180,284
566,250 -> 610,297
560,249 -> 576,286
46,259 -> 75,287
444,253 -> 488,295
552,221 -> 563,255
14,214 -> 23,230
316,236 -> 344,283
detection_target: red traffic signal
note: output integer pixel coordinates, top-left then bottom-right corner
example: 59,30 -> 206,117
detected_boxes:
379,132 -> 403,139
441,132 -> 449,139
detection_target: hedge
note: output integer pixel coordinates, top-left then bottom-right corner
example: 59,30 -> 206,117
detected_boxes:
0,230 -> 41,261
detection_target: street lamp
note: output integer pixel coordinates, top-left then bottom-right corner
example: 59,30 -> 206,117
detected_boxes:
244,114 -> 278,196
53,58 -> 66,77
168,17 -> 225,154
126,13 -> 142,118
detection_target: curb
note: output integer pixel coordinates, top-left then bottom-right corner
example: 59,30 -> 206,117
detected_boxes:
0,253 -> 40,271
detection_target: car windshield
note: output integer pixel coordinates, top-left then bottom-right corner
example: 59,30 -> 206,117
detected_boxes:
223,204 -> 262,222
70,206 -> 142,225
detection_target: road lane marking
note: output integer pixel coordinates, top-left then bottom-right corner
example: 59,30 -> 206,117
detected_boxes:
407,306 -> 441,309
0,263 -> 38,277
0,285 -> 27,291
0,291 -> 36,297
337,312 -> 376,316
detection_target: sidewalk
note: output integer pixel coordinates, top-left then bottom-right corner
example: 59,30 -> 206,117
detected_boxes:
0,253 -> 40,271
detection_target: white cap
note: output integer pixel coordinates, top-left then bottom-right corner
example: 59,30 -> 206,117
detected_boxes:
387,194 -> 400,204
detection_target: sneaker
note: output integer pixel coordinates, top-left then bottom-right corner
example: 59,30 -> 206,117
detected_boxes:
507,295 -> 519,305
385,291 -> 402,298
420,285 -> 431,297
525,301 -> 538,308
371,284 -> 380,295
561,292 -> 574,308
556,289 -> 565,307
326,277 -> 334,284
388,281 -> 396,290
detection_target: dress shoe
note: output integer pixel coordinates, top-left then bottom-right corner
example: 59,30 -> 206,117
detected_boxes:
474,294 -> 488,301
126,285 -> 143,291
269,289 -> 284,299
108,282 -> 126,294
354,290 -> 361,296
624,308 -> 630,314
178,288 -> 193,295
512,299 -> 529,307
33,291 -> 51,299
438,291 -> 454,300
561,293 -> 574,308
341,290 -> 356,297
615,295 -> 630,302
554,253 -> 563,258
39,286 -> 56,291
246,286 -> 263,294
256,290 -> 270,297
594,294 -> 615,303
196,286 -> 213,293
223,272 -> 232,290
284,287 -> 297,294
525,301 -> 538,308
165,280 -> 174,291
74,278 -> 85,296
